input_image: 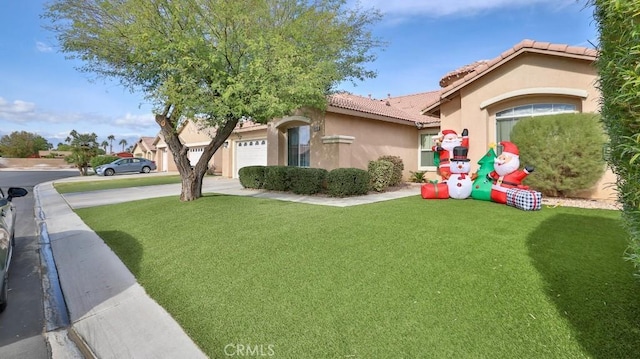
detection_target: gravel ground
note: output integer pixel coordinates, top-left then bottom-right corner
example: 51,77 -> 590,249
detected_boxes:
541,197 -> 621,210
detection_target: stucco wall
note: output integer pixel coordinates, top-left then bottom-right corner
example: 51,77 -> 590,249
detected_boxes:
438,52 -> 615,201
0,158 -> 73,169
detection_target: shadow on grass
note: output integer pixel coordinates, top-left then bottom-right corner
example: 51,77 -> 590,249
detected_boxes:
93,230 -> 143,277
527,213 -> 640,358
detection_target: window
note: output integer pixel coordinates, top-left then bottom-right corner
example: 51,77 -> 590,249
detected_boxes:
288,126 -> 310,167
496,103 -> 576,143
419,132 -> 439,169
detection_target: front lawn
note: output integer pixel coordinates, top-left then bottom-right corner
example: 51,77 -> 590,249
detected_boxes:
75,195 -> 640,358
54,175 -> 182,194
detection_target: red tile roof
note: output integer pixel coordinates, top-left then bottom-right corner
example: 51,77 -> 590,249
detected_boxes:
328,92 -> 439,125
453,39 -> 598,91
423,39 -> 598,114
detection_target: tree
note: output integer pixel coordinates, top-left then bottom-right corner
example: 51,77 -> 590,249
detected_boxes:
119,139 -> 128,152
107,135 -> 115,154
0,131 -> 51,158
44,0 -> 383,201
590,0 -> 640,273
100,140 -> 109,153
64,130 -> 99,176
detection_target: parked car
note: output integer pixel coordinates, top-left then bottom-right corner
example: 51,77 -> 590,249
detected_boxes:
0,186 -> 28,312
95,157 -> 157,176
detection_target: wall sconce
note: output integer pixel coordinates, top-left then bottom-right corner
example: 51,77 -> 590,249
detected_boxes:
312,123 -> 321,132
223,141 -> 229,148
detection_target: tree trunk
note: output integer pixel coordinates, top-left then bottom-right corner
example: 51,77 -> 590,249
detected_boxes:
156,111 -> 239,202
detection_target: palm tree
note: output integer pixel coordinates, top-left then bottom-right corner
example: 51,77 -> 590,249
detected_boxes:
107,134 -> 115,154
65,130 -> 99,176
100,140 -> 109,153
119,139 -> 128,152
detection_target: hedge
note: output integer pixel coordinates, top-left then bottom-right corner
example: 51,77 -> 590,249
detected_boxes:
238,166 -> 266,189
289,167 -> 328,195
378,155 -> 404,186
326,168 -> 370,197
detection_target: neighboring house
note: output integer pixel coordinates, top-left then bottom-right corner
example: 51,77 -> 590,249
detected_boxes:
162,39 -> 616,201
152,119 -> 223,173
131,136 -> 156,161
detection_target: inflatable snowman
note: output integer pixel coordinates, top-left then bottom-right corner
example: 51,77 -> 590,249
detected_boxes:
447,146 -> 473,199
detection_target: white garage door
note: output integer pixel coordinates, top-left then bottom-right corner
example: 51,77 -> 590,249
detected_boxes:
188,146 -> 204,167
235,139 -> 267,178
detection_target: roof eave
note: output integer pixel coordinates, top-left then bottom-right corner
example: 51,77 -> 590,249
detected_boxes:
328,105 -> 438,127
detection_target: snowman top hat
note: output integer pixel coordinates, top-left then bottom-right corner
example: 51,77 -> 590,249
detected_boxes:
451,146 -> 470,162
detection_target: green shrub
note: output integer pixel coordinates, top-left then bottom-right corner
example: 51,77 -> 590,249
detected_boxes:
378,155 -> 404,186
238,166 -> 266,189
368,160 -> 393,192
289,167 -> 328,195
510,113 -> 606,197
90,155 -> 119,169
592,0 -> 640,272
263,166 -> 293,191
326,168 -> 370,197
409,170 -> 426,183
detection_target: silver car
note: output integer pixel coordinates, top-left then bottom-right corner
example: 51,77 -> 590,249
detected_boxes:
95,157 -> 157,176
0,186 -> 28,312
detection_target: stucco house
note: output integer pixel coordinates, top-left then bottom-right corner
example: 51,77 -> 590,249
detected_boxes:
131,136 -> 156,161
150,39 -> 615,201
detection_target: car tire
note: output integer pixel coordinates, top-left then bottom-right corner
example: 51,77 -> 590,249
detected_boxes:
0,273 -> 8,313
142,166 -> 151,174
105,168 -> 115,176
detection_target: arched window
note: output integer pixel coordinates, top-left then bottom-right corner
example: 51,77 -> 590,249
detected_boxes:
496,103 -> 576,143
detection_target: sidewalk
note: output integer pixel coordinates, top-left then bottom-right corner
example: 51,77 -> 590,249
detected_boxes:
35,174 -> 420,358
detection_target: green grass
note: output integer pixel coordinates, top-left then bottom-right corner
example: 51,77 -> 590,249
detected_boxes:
75,195 -> 640,358
54,175 -> 182,193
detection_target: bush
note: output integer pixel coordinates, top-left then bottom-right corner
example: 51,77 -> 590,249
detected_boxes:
289,168 -> 328,195
326,168 -> 370,197
368,160 -> 393,192
238,166 -> 266,189
90,155 -> 119,169
510,113 -> 606,197
378,155 -> 404,186
409,170 -> 426,183
263,166 -> 293,191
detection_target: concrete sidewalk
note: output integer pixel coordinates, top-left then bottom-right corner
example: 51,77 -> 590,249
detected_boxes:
35,174 -> 420,358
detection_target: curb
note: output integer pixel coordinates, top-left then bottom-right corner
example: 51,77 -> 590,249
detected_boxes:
34,183 -> 95,359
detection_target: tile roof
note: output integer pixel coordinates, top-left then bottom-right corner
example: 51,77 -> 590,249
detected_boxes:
139,136 -> 156,151
443,40 -> 598,93
328,92 -> 439,125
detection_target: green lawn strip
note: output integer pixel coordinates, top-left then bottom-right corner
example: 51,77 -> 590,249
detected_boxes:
54,175 -> 182,194
75,196 -> 640,358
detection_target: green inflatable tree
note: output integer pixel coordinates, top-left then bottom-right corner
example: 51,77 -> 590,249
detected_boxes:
471,147 -> 497,201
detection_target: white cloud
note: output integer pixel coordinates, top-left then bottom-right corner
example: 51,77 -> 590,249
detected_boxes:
359,0 -> 576,17
36,41 -> 53,53
114,113 -> 157,131
0,97 -> 37,122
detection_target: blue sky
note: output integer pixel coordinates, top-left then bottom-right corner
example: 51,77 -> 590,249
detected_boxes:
0,0 -> 596,149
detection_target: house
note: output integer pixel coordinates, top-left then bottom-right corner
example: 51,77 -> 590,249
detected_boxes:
157,39 -> 616,201
131,137 -> 156,160
152,119 -> 224,173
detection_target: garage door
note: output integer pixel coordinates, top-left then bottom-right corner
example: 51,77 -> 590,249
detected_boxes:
235,139 -> 267,178
188,146 -> 204,167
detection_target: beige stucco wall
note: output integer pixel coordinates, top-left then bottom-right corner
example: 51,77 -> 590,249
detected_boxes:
438,52 -> 615,201
267,111 -> 421,179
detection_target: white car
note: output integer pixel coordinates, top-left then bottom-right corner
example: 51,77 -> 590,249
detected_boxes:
0,186 -> 28,312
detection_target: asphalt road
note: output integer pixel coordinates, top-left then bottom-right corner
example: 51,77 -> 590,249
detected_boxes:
0,170 -> 79,359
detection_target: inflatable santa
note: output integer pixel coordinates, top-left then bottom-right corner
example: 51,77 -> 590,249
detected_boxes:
447,146 -> 473,199
487,141 -> 534,204
432,128 -> 469,181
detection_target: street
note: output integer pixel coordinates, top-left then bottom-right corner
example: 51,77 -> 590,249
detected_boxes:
0,170 -> 79,358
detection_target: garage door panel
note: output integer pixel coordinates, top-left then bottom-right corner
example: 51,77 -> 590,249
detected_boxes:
235,139 -> 267,177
